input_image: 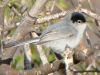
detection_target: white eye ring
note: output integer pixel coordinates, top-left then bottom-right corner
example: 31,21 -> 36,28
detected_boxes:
77,20 -> 82,23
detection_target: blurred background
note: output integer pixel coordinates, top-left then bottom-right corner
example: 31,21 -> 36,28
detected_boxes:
2,0 -> 100,75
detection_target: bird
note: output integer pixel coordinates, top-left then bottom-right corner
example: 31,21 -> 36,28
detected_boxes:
5,12 -> 87,54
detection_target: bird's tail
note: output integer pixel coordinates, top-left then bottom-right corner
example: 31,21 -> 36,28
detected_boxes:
4,38 -> 40,48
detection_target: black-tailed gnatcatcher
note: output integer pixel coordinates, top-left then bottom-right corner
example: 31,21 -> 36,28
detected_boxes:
5,12 -> 87,54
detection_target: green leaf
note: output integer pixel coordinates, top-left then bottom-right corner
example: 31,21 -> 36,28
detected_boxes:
48,54 -> 55,63
10,29 -> 16,36
58,0 -> 69,8
78,63 -> 85,70
32,54 -> 41,63
10,0 -> 21,4
12,55 -> 23,69
16,66 -> 24,70
4,6 -> 11,18
0,0 -> 2,4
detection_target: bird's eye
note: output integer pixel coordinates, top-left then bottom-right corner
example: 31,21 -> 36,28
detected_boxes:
77,20 -> 82,23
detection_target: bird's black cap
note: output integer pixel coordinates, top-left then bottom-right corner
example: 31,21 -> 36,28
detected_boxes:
71,12 -> 86,23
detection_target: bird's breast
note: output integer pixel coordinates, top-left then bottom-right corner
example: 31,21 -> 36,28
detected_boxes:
43,25 -> 86,53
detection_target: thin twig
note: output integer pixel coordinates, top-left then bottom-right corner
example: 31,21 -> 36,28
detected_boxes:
23,44 -> 32,70
87,0 -> 100,34
31,32 -> 49,65
7,3 -> 21,17
0,6 -> 4,57
69,0 -> 75,7
55,2 -> 65,12
2,0 -> 49,60
31,32 -> 56,75
4,8 -> 100,32
0,0 -> 10,8
88,0 -> 95,12
85,31 -> 92,47
95,20 -> 100,33
45,1 -> 56,75
80,8 -> 100,21
74,70 -> 100,73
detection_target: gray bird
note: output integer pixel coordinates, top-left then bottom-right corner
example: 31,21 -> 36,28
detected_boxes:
5,12 -> 87,54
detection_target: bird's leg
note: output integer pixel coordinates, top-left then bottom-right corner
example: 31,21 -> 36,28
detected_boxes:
61,45 -> 74,75
54,52 -> 63,60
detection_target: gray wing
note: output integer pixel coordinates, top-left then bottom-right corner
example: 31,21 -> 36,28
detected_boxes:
4,21 -> 77,48
38,20 -> 77,44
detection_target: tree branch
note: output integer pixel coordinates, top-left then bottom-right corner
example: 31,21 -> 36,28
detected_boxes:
1,41 -> 100,75
2,0 -> 48,60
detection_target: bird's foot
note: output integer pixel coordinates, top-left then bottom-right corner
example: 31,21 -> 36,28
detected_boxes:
62,45 -> 74,58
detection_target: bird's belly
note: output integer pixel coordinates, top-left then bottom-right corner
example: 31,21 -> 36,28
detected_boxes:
42,37 -> 80,53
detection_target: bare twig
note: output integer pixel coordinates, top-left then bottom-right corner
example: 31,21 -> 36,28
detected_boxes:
44,0 -> 55,59
23,44 -> 32,70
84,42 -> 100,74
31,32 -> 48,65
31,32 -> 55,75
77,0 -> 82,8
42,1 -> 55,74
95,20 -> 100,33
0,0 -> 10,8
62,48 -> 74,75
4,11 -> 68,31
1,41 -> 100,74
80,8 -> 100,21
85,31 -> 92,47
49,0 -> 55,13
69,0 -> 75,7
55,2 -> 65,12
1,41 -> 100,75
0,5 -> 4,57
0,59 -> 64,75
88,0 -> 95,12
87,0 -> 100,34
4,8 -> 100,32
74,70 -> 100,73
2,0 -> 49,60
20,0 -> 27,14
7,3 -> 21,17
